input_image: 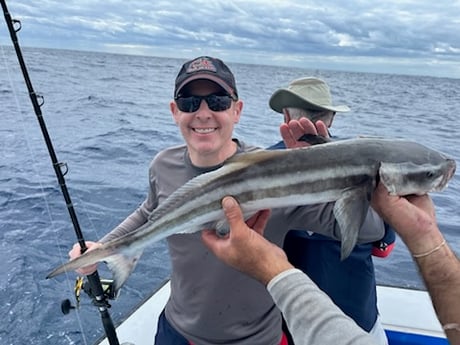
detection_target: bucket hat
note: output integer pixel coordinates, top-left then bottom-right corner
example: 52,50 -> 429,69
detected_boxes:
269,77 -> 350,113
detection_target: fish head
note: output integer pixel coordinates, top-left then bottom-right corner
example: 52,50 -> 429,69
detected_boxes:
379,155 -> 456,196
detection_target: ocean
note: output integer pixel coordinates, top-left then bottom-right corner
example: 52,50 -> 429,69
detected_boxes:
1,46 -> 459,345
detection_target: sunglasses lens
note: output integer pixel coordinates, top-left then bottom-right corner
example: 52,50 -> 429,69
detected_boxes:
206,95 -> 232,111
176,96 -> 202,112
176,94 -> 233,112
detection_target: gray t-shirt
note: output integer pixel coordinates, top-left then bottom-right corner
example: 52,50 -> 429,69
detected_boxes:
102,139 -> 384,345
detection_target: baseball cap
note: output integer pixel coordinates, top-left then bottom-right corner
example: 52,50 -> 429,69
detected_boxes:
174,56 -> 238,99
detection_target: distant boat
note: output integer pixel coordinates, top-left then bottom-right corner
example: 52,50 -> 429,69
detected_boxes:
95,280 -> 448,345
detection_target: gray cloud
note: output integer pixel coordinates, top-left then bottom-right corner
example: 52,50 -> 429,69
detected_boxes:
2,0 -> 459,77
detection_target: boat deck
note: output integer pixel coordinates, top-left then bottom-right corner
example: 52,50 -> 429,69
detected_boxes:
97,281 -> 447,345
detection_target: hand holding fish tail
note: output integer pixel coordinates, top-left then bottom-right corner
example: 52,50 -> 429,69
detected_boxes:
280,118 -> 329,149
68,241 -> 103,275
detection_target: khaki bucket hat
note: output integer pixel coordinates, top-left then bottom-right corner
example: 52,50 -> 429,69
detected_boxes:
269,77 -> 350,113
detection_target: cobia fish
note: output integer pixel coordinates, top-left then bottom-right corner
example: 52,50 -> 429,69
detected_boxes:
47,138 -> 456,291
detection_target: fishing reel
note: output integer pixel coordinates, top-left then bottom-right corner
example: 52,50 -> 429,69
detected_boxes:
61,276 -> 119,315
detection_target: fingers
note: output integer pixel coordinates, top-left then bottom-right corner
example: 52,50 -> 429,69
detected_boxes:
201,229 -> 220,248
280,123 -> 299,148
314,120 -> 329,138
406,194 -> 436,218
68,241 -> 101,275
68,242 -> 83,259
222,196 -> 244,229
222,197 -> 271,236
201,196 -> 255,249
247,209 -> 271,236
281,118 -> 329,149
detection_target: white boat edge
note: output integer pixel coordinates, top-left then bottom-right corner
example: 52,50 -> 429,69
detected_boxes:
95,280 -> 447,345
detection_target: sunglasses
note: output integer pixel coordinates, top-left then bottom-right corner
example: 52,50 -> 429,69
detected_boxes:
175,94 -> 235,112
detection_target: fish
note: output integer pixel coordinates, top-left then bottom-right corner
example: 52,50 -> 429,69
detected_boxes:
46,137 -> 456,291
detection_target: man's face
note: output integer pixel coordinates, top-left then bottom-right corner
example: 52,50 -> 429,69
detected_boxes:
171,79 -> 242,166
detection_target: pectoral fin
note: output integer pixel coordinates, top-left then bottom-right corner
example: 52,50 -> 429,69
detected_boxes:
333,186 -> 372,260
105,250 -> 143,293
214,219 -> 230,237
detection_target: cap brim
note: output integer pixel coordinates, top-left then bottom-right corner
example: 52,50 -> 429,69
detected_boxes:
175,73 -> 234,98
269,89 -> 350,114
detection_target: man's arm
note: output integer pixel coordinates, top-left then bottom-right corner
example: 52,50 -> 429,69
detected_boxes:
372,183 -> 460,344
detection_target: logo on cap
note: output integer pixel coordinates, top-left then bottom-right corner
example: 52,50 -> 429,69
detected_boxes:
186,57 -> 217,74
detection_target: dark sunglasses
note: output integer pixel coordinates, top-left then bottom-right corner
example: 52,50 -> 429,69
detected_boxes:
175,94 -> 235,112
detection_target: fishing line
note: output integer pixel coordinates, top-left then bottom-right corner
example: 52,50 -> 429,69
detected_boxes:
1,1 -> 121,344
0,42 -> 91,345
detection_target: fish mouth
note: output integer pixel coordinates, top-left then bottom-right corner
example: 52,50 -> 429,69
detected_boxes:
447,159 -> 456,179
439,159 -> 456,190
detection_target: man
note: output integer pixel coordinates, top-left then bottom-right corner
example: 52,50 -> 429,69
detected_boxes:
69,57 -> 385,344
202,186 -> 460,345
268,77 -> 395,344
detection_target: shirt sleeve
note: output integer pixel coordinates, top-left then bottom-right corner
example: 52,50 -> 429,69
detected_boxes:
269,202 -> 385,245
100,158 -> 159,243
267,269 -> 377,345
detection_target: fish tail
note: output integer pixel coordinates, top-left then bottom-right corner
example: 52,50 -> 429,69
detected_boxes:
46,246 -> 115,279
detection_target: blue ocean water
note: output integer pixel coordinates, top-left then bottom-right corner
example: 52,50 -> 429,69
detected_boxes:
1,46 -> 459,345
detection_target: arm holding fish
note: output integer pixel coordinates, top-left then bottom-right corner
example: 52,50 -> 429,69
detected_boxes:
68,163 -> 159,273
371,183 -> 460,343
203,196 -> 377,345
100,161 -> 160,243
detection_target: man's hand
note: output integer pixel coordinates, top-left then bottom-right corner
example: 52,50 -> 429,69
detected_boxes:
281,118 -> 329,149
202,197 -> 292,285
68,241 -> 102,275
371,183 -> 439,250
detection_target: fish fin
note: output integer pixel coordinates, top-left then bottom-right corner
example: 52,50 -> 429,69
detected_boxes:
104,251 -> 143,292
334,186 -> 372,260
214,219 -> 229,237
214,210 -> 255,237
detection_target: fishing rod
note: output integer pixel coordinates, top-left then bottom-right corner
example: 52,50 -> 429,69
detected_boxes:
1,1 -> 122,344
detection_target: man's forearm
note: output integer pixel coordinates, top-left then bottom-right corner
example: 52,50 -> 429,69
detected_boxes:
410,237 -> 460,344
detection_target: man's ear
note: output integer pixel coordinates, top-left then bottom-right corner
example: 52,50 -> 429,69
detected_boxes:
282,109 -> 291,123
170,101 -> 180,124
233,100 -> 243,123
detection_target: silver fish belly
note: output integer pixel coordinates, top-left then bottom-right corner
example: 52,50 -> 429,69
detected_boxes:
47,138 -> 456,291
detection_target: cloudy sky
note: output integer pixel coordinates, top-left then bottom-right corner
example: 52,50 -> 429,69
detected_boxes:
2,0 -> 459,78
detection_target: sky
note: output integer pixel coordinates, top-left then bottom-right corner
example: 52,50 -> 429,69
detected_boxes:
1,0 -> 460,79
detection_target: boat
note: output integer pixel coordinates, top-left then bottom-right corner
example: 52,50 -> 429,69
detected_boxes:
95,279 -> 448,345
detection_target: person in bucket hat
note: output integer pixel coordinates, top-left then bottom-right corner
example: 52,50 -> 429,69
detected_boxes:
268,77 -> 395,345
269,77 -> 349,134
